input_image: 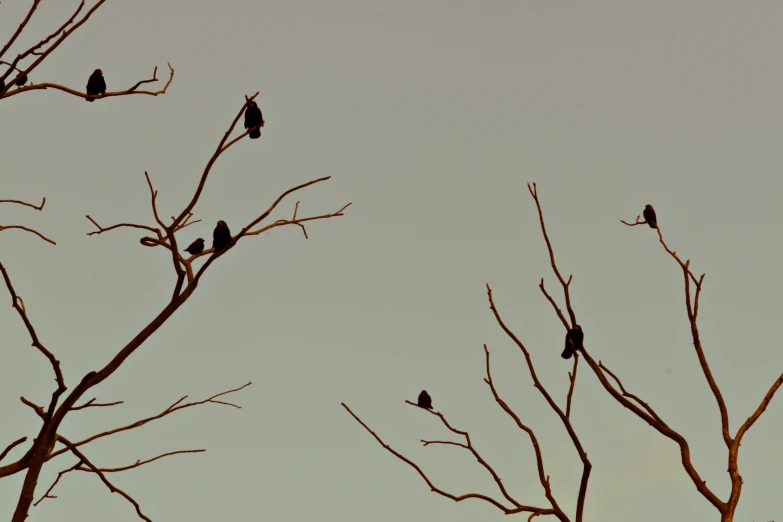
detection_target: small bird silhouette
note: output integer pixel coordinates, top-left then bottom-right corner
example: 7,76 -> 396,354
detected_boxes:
184,238 -> 204,256
0,78 -> 5,93
212,221 -> 232,253
417,390 -> 433,409
643,204 -> 657,229
15,72 -> 27,86
85,69 -> 106,102
562,325 -> 584,360
244,101 -> 264,139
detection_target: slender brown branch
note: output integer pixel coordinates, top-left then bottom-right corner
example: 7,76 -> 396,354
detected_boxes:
33,459 -> 81,506
527,183 -> 576,327
0,225 -> 56,244
0,438 -> 28,463
71,398 -> 124,411
86,215 -> 159,237
482,345 -> 568,520
172,94 -> 260,227
0,0 -> 41,62
48,382 -> 251,459
341,403 -> 551,517
598,362 -> 665,425
0,261 -> 66,422
0,197 -> 45,210
565,355 -> 578,420
402,400 -> 525,511
76,449 -> 205,473
61,442 -> 152,522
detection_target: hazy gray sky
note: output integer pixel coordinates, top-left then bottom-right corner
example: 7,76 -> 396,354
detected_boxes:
2,1 -> 782,520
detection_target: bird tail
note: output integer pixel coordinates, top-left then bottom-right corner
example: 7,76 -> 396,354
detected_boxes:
86,96 -> 94,102
249,129 -> 261,139
648,222 -> 657,229
561,347 -> 573,359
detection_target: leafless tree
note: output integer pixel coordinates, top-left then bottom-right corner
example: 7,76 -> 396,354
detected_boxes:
1,2 -> 350,521
344,183 -> 781,522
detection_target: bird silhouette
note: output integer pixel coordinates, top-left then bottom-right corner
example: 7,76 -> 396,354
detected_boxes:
184,238 -> 205,256
562,325 -> 584,360
643,204 -> 657,229
212,221 -> 232,252
244,101 -> 264,139
0,78 -> 5,93
85,69 -> 106,102
417,390 -> 433,409
14,72 -> 27,86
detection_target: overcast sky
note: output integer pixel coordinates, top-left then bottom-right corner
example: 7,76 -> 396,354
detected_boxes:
1,1 -> 782,521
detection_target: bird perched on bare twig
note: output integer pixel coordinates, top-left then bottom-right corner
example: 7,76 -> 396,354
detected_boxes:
86,69 -> 106,102
212,221 -> 232,253
562,325 -> 584,360
184,238 -> 204,256
244,101 -> 264,139
643,204 -> 657,229
0,78 -> 5,93
417,390 -> 433,409
15,72 -> 27,86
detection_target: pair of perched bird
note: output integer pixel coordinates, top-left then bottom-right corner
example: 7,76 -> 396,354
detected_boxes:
183,221 -> 232,256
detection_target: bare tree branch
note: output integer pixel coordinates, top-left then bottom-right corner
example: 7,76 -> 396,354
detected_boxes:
71,398 -> 124,411
0,438 -> 28,463
0,225 -> 56,244
341,402 -> 555,518
0,197 -> 45,210
0,261 -> 66,423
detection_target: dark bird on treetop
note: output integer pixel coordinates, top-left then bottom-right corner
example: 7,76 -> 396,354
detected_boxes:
417,390 -> 433,409
562,325 -> 584,360
643,204 -> 657,229
86,69 -> 106,102
184,238 -> 205,256
15,72 -> 27,86
212,221 -> 232,253
244,101 -> 264,139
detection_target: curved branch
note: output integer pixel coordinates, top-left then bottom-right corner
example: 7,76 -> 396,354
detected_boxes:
0,197 -> 45,210
2,64 -> 175,100
0,225 -> 56,244
341,403 -> 551,517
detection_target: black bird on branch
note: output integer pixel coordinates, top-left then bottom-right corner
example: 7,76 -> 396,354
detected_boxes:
15,72 -> 27,86
643,204 -> 657,229
562,325 -> 584,360
184,238 -> 205,256
244,100 -> 264,139
212,221 -> 232,253
85,69 -> 106,102
417,390 -> 433,409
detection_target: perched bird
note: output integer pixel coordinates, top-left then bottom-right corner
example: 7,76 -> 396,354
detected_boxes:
244,101 -> 264,139
417,390 -> 433,409
562,325 -> 584,360
85,69 -> 106,102
212,221 -> 232,252
15,72 -> 27,86
0,78 -> 5,93
184,238 -> 205,256
643,204 -> 657,229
